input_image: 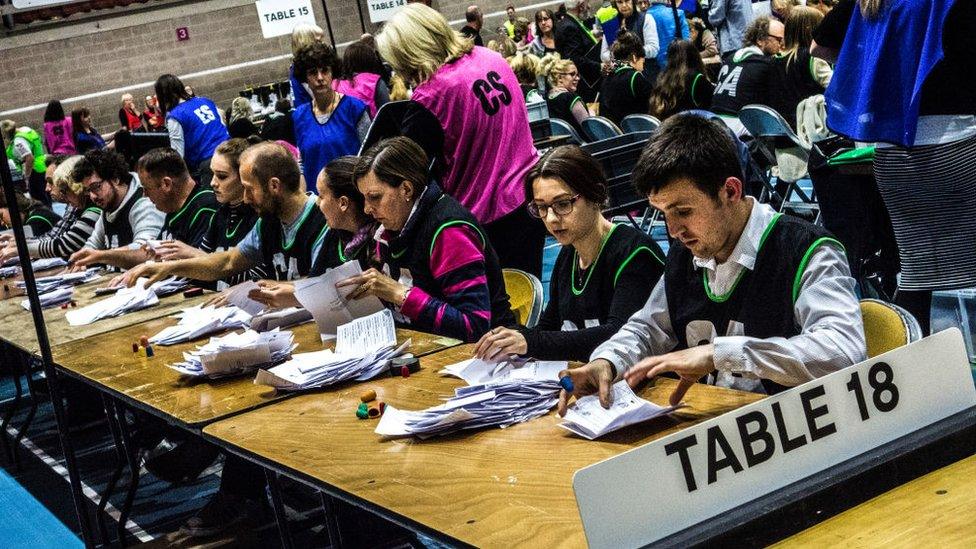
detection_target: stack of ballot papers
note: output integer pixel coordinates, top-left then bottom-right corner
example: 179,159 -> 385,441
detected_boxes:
65,279 -> 159,326
149,305 -> 253,345
21,287 -> 73,310
148,276 -> 189,296
16,268 -> 99,293
30,257 -> 68,271
558,381 -> 683,440
255,309 -> 408,391
374,358 -> 567,439
169,329 -> 296,378
0,266 -> 18,277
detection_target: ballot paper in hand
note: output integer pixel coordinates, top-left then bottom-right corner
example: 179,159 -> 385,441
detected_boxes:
149,305 -> 253,345
65,279 -> 159,326
293,261 -> 384,338
254,310 -> 406,391
558,381 -> 683,440
375,358 -> 568,439
223,280 -> 265,316
169,329 -> 296,378
21,287 -> 73,310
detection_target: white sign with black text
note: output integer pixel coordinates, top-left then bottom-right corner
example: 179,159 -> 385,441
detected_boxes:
255,0 -> 316,39
573,329 -> 976,548
367,0 -> 406,24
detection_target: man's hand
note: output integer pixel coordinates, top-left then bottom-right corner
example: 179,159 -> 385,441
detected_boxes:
248,280 -> 300,309
623,344 -> 715,406
68,248 -> 103,271
120,261 -> 172,288
556,359 -> 616,417
474,327 -> 528,361
153,240 -> 206,261
0,243 -> 19,264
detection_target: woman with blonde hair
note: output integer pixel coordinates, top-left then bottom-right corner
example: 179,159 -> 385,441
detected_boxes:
226,96 -> 259,138
508,51 -> 542,99
376,3 -> 545,276
289,22 -> 325,108
769,6 -> 831,128
540,53 -> 591,136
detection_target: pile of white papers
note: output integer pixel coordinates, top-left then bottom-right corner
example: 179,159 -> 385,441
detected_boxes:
293,261 -> 384,338
375,358 -> 567,439
169,329 -> 296,378
255,309 -> 407,391
16,268 -> 99,293
149,276 -> 189,296
65,279 -> 159,326
558,381 -> 683,440
21,287 -> 73,310
149,305 -> 253,345
30,257 -> 68,271
0,266 -> 18,277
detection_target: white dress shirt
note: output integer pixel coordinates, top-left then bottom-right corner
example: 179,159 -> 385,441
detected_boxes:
590,199 -> 866,390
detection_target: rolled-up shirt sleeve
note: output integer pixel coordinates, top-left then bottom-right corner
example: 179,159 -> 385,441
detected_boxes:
713,243 -> 867,386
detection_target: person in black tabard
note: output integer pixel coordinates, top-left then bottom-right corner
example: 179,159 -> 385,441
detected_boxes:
768,7 -> 832,129
711,15 -> 784,134
541,55 -> 592,137
599,32 -> 654,125
475,145 -> 664,363
0,191 -> 61,237
556,114 -> 865,413
135,147 -> 217,252
649,40 -> 715,120
120,141 -> 326,287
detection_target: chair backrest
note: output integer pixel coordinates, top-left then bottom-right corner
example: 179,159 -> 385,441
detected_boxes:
738,104 -> 806,149
549,118 -> 584,145
620,114 -> 661,134
582,116 -> 623,142
358,100 -> 411,154
860,298 -> 924,358
503,268 -> 544,328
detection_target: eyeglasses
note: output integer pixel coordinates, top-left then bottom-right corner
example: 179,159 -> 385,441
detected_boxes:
84,178 -> 107,195
767,34 -> 784,43
527,194 -> 581,218
559,71 -> 580,78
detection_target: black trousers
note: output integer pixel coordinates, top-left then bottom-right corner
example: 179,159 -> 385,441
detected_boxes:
483,205 -> 546,278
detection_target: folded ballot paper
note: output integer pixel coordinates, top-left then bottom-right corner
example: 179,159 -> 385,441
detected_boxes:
169,329 -> 297,379
149,276 -> 189,297
255,309 -> 408,391
30,257 -> 68,271
374,358 -> 567,439
558,381 -> 684,440
293,261 -> 385,338
0,266 -> 18,278
220,280 -> 315,331
21,287 -> 73,310
149,305 -> 253,346
16,268 -> 100,293
65,279 -> 159,326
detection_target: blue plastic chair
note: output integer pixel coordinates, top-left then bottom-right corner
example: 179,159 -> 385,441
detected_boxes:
620,114 -> 661,134
549,118 -> 584,145
581,116 -> 622,142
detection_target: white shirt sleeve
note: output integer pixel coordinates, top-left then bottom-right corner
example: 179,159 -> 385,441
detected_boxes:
166,117 -> 185,157
127,197 -> 165,248
84,216 -> 106,250
712,243 -> 867,386
642,14 -> 660,60
601,36 -> 612,63
590,278 -> 680,378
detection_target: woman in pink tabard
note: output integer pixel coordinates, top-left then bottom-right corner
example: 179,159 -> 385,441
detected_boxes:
376,3 -> 546,277
42,100 -> 76,155
332,40 -> 389,118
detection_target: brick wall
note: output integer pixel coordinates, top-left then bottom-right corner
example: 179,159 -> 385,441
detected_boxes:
0,0 -> 560,137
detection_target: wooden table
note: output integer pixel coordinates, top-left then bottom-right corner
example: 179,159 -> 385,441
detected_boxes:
777,454 -> 976,547
53,319 -> 461,428
204,344 -> 765,548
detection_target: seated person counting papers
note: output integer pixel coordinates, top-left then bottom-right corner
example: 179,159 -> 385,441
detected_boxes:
557,115 -> 865,416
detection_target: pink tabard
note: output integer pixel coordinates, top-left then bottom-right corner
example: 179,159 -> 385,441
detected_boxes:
334,73 -> 381,117
411,47 -> 538,224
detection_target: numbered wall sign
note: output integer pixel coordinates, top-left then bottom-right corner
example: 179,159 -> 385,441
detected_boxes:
573,329 -> 976,548
367,0 -> 406,23
255,0 -> 316,39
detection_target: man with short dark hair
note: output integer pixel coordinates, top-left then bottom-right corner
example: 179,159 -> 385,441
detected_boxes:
557,114 -> 865,412
136,147 -> 217,252
69,149 -> 165,270
461,5 -> 484,46
120,142 -> 327,285
504,4 -> 517,38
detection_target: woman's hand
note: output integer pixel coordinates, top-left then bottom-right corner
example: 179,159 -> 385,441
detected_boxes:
248,280 -> 300,309
153,240 -> 206,261
335,268 -> 409,307
474,327 -> 528,361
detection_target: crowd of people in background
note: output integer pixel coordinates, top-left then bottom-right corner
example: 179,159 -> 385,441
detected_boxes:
1,0 -> 973,539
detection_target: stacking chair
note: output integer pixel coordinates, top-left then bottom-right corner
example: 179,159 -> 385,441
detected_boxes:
620,114 -> 661,134
503,269 -> 545,328
860,299 -> 924,358
581,116 -> 623,142
549,118 -> 585,145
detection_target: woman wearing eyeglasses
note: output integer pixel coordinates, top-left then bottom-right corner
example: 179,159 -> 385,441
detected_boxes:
540,55 -> 592,137
475,145 -> 664,363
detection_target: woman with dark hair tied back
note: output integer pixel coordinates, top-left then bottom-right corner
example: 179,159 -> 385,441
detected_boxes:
475,145 -> 664,362
599,32 -> 654,125
334,137 -> 515,342
769,6 -> 831,129
333,40 -> 390,117
154,73 -> 230,188
648,40 -> 714,120
43,100 -> 76,155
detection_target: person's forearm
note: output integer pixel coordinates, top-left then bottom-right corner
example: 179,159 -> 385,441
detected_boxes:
164,250 -> 250,282
98,247 -> 151,269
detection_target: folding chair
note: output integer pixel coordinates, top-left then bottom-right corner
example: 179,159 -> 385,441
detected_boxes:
549,118 -> 585,145
620,114 -> 661,134
581,116 -> 623,142
503,269 -> 545,328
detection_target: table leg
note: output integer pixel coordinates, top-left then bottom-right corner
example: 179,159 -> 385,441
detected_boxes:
13,357 -> 41,466
266,470 -> 295,549
318,491 -> 344,549
97,396 -> 127,548
114,402 -> 142,546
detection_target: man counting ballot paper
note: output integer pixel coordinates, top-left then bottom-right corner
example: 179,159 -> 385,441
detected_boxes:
557,114 -> 867,415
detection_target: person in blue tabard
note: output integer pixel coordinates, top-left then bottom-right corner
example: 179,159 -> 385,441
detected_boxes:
154,73 -> 230,188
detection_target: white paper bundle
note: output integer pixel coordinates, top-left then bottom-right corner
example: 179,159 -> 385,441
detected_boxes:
558,381 -> 683,440
168,329 -> 296,378
149,305 -> 253,345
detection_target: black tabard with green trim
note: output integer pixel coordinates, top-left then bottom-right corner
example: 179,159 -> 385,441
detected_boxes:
159,183 -> 217,246
258,201 -> 328,281
664,213 -> 840,394
205,202 -> 259,252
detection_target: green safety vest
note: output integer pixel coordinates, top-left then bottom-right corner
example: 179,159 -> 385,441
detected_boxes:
6,127 -> 46,174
